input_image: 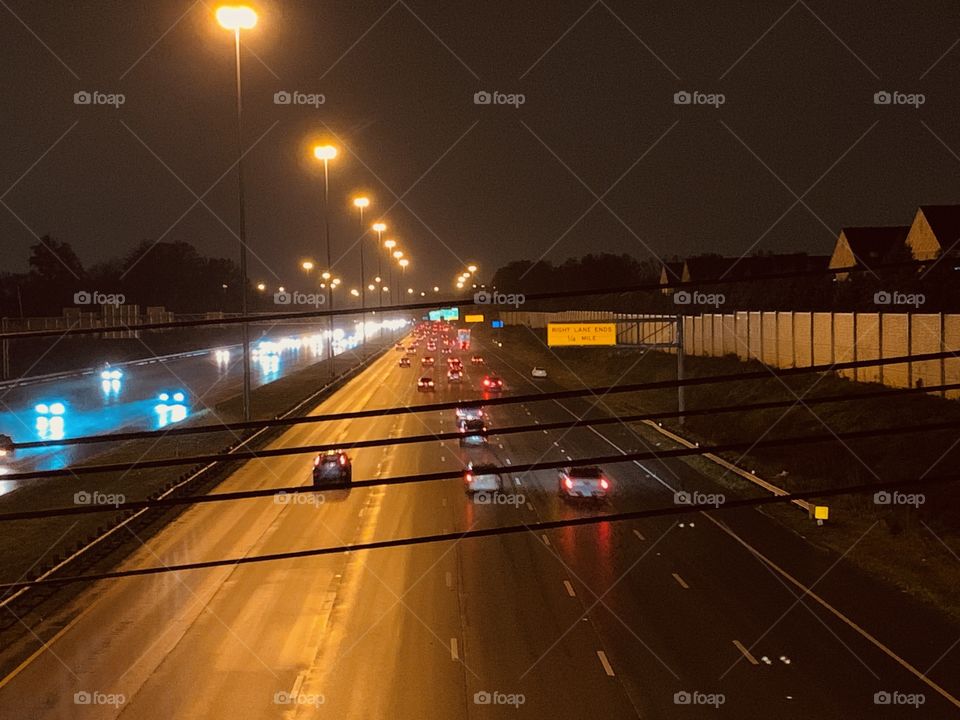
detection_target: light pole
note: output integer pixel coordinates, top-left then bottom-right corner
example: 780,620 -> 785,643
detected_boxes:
399,258 -> 409,306
352,196 -> 370,349
392,250 -> 404,305
313,144 -> 337,376
384,239 -> 397,306
216,4 -> 258,422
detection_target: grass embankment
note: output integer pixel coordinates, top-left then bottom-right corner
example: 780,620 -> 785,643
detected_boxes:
487,325 -> 960,620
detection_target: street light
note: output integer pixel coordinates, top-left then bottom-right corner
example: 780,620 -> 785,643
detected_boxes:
312,143 -> 337,377
467,264 -> 478,273
352,196 -> 370,348
398,257 -> 409,304
256,282 -> 266,291
372,222 -> 386,318
301,260 -> 314,271
217,3 -> 258,421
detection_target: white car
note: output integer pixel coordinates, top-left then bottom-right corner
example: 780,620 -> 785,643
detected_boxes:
559,466 -> 610,500
464,464 -> 503,494
531,367 -> 547,378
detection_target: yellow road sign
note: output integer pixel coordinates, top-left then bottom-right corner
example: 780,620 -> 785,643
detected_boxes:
547,323 -> 617,346
464,314 -> 485,323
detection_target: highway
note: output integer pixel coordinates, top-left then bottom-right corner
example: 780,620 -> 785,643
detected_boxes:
0,320 -> 395,489
0,330 -> 957,718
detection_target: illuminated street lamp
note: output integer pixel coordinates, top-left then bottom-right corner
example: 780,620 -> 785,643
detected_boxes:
301,260 -> 314,271
256,282 -> 266,291
312,143 -> 337,376
217,3 -> 259,421
353,196 -> 370,346
398,257 -> 409,304
467,264 -> 478,273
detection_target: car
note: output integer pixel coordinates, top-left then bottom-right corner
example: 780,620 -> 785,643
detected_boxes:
440,347 -> 451,355
532,367 -> 548,378
471,355 -> 484,365
417,376 -> 435,392
406,346 -> 417,355
558,466 -> 610,500
313,450 -> 352,486
481,375 -> 504,391
398,357 -> 411,368
426,342 -> 437,351
395,343 -> 404,351
421,356 -> 435,367
455,405 -> 484,422
98,363 -> 123,381
447,369 -> 462,383
464,463 -> 504,494
0,434 -> 14,459
459,418 -> 488,447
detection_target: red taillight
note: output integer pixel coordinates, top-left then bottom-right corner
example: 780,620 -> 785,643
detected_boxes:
564,477 -> 574,490
483,379 -> 490,386
314,456 -> 320,466
600,477 -> 609,490
465,472 -> 473,483
339,454 -> 347,466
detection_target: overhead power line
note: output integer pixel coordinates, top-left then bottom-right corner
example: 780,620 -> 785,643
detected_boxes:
12,349 -> 960,451
5,416 -> 960,519
0,258 -> 939,341
0,470 -> 955,592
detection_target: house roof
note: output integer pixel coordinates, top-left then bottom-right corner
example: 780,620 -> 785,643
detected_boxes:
659,261 -> 684,282
918,205 -> 960,250
838,226 -> 909,261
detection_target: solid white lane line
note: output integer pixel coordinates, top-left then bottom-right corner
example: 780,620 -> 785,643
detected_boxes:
541,534 -> 550,546
733,640 -> 759,666
505,458 -> 512,465
672,573 -> 690,589
633,530 -> 645,541
291,670 -> 306,698
597,650 -> 615,676
563,580 -> 576,597
707,515 -> 960,710
451,638 -> 460,661
526,502 -> 534,511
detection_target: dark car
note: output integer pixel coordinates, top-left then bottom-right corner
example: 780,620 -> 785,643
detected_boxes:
313,450 -> 352,486
482,375 -> 504,392
398,357 -> 411,368
417,376 -> 435,392
459,418 -> 488,447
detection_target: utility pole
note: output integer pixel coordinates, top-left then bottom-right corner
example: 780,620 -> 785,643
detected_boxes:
676,312 -> 685,426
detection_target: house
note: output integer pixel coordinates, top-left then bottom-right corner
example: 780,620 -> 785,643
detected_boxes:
828,226 -> 909,281
659,261 -> 684,295
905,205 -> 960,261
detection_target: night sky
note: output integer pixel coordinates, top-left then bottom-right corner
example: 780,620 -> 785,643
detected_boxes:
1,1 -> 958,291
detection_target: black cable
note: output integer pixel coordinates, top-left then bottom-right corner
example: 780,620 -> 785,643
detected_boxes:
5,417 -> 960,520
13,348 -> 960,451
0,470 -> 955,592
0,258 -> 939,341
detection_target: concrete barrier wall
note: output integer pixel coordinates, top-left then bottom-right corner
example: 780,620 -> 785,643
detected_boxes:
501,308 -> 960,399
